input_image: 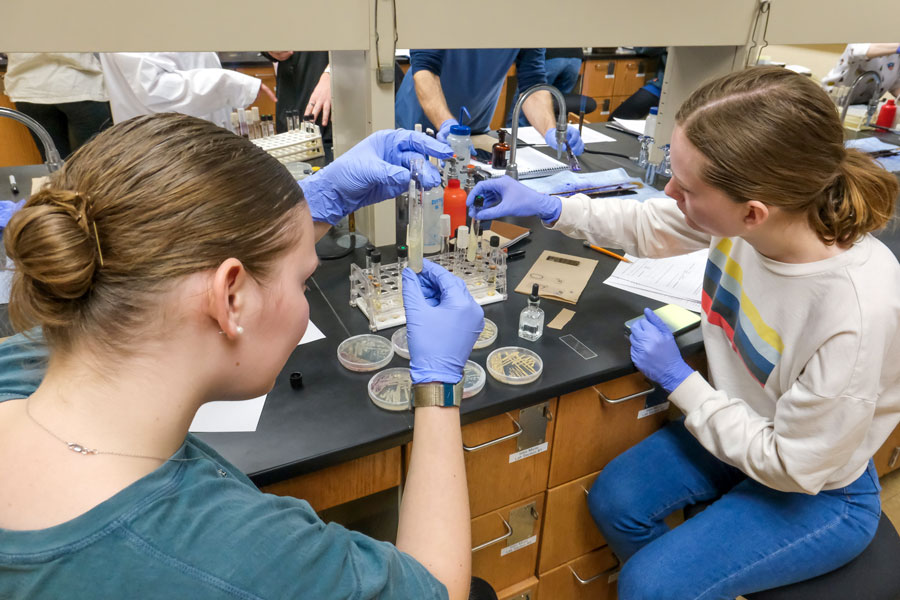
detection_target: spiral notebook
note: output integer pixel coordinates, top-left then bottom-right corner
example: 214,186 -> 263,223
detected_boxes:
474,147 -> 568,180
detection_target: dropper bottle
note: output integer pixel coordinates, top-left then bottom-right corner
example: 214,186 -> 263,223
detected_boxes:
518,283 -> 544,341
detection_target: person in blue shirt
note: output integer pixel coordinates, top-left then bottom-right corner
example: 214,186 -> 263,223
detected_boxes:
395,49 -> 584,155
0,113 -> 490,600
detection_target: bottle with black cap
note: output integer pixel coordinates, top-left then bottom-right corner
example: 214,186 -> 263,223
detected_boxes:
518,283 -> 544,341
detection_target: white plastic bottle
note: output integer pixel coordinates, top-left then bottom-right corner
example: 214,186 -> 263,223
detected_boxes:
423,185 -> 443,253
645,106 -> 658,140
446,123 -> 472,168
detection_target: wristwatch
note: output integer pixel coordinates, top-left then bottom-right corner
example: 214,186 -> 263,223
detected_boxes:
412,381 -> 463,409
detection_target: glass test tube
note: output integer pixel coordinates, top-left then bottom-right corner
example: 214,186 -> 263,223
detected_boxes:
407,158 -> 425,273
488,235 -> 500,290
468,195 -> 485,263
456,225 -> 469,273
439,214 -> 452,267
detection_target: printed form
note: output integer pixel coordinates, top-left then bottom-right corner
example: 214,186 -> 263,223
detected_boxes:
603,249 -> 708,313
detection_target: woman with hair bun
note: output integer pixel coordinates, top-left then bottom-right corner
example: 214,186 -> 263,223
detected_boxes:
467,66 -> 900,598
0,113 -> 487,600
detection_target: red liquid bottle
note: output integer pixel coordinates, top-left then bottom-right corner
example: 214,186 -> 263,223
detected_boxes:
876,99 -> 896,128
443,178 -> 467,234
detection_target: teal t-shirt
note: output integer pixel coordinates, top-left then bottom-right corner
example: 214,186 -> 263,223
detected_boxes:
0,333 -> 447,600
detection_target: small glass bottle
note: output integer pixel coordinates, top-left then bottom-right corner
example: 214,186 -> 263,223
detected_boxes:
518,284 -> 544,341
491,129 -> 510,169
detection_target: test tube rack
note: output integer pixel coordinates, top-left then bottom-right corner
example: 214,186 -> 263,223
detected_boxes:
251,122 -> 324,163
350,252 -> 508,331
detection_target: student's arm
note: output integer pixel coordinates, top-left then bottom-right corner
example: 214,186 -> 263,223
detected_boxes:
864,43 -> 900,58
515,49 -> 554,136
413,70 -> 454,132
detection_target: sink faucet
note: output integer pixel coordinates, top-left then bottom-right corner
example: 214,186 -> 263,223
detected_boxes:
506,84 -> 571,180
0,107 -> 63,172
839,70 -> 883,128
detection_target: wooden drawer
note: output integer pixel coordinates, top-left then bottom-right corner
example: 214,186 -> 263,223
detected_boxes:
875,423 -> 900,476
537,546 -> 619,600
582,60 -> 616,98
261,447 -> 400,512
612,59 -> 656,97
585,97 -> 612,122
539,471 -> 606,574
497,576 -> 539,600
234,65 -> 276,115
462,400 -> 556,517
548,373 -> 667,487
472,492 -> 545,592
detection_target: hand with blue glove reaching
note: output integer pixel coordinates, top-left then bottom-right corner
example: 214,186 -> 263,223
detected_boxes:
466,176 -> 562,224
543,125 -> 585,156
401,259 -> 484,385
300,129 -> 452,225
629,308 -> 695,393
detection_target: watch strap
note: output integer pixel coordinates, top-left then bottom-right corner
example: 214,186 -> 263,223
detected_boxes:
412,381 -> 463,408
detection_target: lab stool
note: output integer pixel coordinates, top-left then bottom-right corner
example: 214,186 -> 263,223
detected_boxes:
744,512 -> 900,600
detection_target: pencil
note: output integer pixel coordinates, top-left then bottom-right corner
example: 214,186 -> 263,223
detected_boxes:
583,241 -> 631,263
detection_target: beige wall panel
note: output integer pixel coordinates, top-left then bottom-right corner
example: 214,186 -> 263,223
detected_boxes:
765,1 -> 887,45
3,0 -> 369,51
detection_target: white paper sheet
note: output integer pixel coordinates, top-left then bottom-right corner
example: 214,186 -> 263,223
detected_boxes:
502,126 -> 615,146
611,118 -> 647,136
188,320 -> 326,433
603,250 -> 708,313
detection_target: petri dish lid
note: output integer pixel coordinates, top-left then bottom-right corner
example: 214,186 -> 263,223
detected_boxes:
463,360 -> 486,398
486,346 -> 543,385
337,334 -> 394,372
473,318 -> 498,350
368,367 -> 412,411
391,327 -> 409,360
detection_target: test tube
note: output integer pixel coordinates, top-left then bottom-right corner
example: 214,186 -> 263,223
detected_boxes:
407,158 -> 425,273
292,110 -> 301,132
439,214 -> 452,265
364,244 -> 376,274
488,235 -> 501,289
456,225 -> 469,272
468,195 -> 485,263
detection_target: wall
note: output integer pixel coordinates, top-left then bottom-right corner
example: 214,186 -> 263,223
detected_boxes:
762,44 -> 846,81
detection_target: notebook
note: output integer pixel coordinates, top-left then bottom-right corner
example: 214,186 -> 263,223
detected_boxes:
473,146 -> 568,180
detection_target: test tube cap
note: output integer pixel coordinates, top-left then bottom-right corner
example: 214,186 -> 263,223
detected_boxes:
490,235 -> 500,248
440,214 -> 452,236
371,250 -> 382,263
457,226 -> 469,248
474,195 -> 485,208
397,244 -> 408,258
290,371 -> 303,390
366,244 -> 376,256
251,106 -> 260,120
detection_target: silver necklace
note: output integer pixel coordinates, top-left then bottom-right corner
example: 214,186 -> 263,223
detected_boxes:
25,399 -> 196,463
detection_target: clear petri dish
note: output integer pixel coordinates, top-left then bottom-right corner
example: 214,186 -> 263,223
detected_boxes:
391,327 -> 409,360
368,367 -> 412,411
337,334 -> 394,372
463,360 -> 486,398
486,346 -> 543,385
473,318 -> 498,350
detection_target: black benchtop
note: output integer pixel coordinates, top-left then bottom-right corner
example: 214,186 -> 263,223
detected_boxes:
4,124 -> 899,488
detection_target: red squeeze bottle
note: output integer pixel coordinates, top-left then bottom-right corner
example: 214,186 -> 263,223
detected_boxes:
876,99 -> 896,128
443,178 -> 467,233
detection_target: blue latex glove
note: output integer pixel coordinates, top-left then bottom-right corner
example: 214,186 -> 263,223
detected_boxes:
0,200 -> 25,229
629,308 -> 695,393
543,125 -> 585,156
299,129 -> 452,225
402,259 -> 484,385
466,175 -> 562,223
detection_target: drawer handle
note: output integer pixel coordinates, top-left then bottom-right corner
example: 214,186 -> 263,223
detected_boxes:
593,381 -> 657,404
569,561 -> 620,585
463,414 -> 523,452
889,447 -> 900,469
472,514 -> 513,552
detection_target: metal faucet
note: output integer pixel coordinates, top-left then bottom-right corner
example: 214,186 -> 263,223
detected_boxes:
0,107 -> 63,172
506,84 -> 569,180
839,70 -> 883,128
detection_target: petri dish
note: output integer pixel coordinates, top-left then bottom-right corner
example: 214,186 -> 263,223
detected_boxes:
473,318 -> 498,350
463,360 -> 486,398
391,327 -> 409,360
368,367 -> 412,411
486,346 -> 543,385
337,334 -> 394,372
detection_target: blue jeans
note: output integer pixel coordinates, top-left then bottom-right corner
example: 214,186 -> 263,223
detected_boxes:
506,57 -> 583,127
587,420 -> 882,600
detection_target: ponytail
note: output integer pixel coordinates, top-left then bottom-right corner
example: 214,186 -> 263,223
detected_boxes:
813,149 -> 897,246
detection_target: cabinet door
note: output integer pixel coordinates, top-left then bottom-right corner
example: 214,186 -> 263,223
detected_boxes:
548,373 -> 667,487
234,66 -> 277,115
612,59 -> 655,97
472,492 -> 545,592
875,423 -> 900,476
539,471 -> 606,574
582,60 -> 616,98
497,576 -> 539,600
537,546 -> 618,600
585,97 -> 612,122
462,399 -> 556,517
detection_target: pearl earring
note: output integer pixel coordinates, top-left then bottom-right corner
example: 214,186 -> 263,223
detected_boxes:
236,326 -> 244,335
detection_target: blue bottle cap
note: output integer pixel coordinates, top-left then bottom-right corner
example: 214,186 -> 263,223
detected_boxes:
649,106 -> 659,115
449,124 -> 471,136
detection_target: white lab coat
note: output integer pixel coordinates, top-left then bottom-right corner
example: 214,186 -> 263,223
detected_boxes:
99,52 -> 260,128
